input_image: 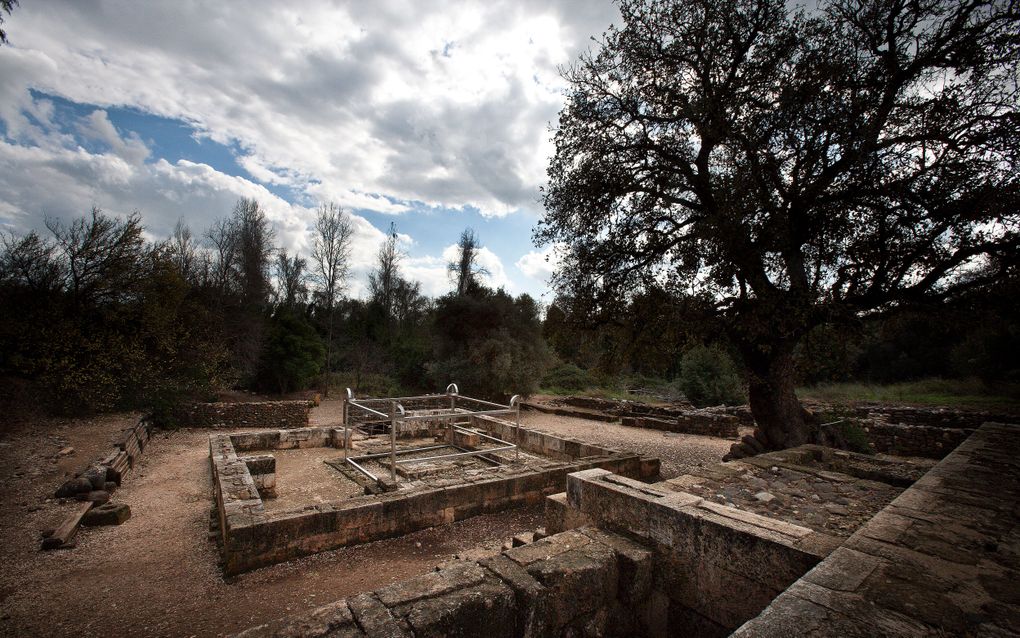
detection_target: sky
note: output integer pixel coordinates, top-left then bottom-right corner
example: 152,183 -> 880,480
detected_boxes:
0,0 -> 621,300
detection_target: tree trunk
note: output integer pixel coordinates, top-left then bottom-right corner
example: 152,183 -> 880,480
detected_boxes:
743,345 -> 816,450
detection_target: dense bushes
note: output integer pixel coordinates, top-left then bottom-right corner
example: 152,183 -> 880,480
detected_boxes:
429,289 -> 551,399
257,310 -> 324,393
676,345 -> 745,407
541,363 -> 594,391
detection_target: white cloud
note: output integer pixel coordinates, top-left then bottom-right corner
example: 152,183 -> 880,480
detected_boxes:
516,243 -> 561,281
0,1 -> 622,299
76,110 -> 150,165
0,0 -> 620,218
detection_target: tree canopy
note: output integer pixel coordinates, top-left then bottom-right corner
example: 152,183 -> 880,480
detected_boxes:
538,0 -> 1020,448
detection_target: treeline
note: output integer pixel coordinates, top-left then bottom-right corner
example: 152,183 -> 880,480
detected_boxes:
3,201 -> 1015,419
541,280 -> 1020,403
0,201 -> 550,419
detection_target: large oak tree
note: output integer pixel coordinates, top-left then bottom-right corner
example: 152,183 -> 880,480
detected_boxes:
538,0 -> 1020,449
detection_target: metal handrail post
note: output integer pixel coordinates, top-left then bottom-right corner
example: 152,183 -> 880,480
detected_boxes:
343,388 -> 353,460
390,400 -> 398,482
516,401 -> 520,461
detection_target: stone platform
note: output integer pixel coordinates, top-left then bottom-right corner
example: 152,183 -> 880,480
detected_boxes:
733,422 -> 1020,636
231,421 -> 1019,636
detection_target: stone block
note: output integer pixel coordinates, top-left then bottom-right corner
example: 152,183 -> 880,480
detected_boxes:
376,562 -> 487,608
402,580 -> 515,638
346,593 -> 409,638
82,502 -> 131,526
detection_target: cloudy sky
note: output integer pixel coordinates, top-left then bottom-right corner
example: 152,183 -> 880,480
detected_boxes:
0,0 -> 620,299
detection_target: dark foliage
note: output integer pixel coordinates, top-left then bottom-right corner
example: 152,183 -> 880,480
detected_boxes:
539,0 -> 1020,448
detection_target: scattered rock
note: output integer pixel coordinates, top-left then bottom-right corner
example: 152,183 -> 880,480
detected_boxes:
81,465 -> 107,490
82,502 -> 131,526
824,503 -> 849,516
57,446 -> 75,457
54,477 -> 93,498
75,490 -> 111,504
754,491 -> 776,503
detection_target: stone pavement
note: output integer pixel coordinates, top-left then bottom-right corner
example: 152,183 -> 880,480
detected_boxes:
732,422 -> 1020,636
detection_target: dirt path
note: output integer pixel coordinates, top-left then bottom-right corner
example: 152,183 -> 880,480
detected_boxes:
0,417 -> 541,638
518,411 -> 740,479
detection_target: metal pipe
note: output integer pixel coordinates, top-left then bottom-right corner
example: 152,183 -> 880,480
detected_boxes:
454,396 -> 513,409
396,445 -> 517,465
451,426 -> 514,446
390,400 -> 398,482
347,401 -> 389,418
394,407 -> 515,422
342,395 -> 349,460
346,458 -> 378,482
347,445 -> 450,461
510,395 -> 521,462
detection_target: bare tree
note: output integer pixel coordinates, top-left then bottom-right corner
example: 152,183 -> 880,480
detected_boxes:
0,230 -> 62,293
447,228 -> 489,296
167,219 -> 199,283
368,222 -> 402,315
205,217 -> 237,294
45,207 -> 146,306
275,250 -> 308,307
310,202 -> 355,386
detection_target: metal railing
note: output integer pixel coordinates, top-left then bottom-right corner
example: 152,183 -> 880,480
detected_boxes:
340,384 -> 522,483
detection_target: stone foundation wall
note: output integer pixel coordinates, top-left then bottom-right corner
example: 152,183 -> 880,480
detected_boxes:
235,466 -> 837,638
733,422 -> 1019,636
235,527 -> 660,638
559,468 -> 837,634
212,424 -> 658,575
861,421 -> 972,459
853,405 -> 1012,429
621,413 -> 739,438
180,401 -> 310,429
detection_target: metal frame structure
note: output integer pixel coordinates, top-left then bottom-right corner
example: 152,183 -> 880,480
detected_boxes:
341,384 -> 522,484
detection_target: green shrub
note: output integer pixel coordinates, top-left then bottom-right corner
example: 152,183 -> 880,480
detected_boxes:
257,310 -> 325,394
677,344 -> 745,407
542,363 -> 594,391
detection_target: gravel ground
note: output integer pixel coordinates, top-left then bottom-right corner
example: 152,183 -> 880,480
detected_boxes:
518,411 -> 742,479
0,415 -> 543,638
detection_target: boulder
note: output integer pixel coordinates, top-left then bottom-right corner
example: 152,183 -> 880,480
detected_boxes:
75,490 -> 111,504
82,502 -> 131,526
54,477 -> 93,498
81,465 -> 107,490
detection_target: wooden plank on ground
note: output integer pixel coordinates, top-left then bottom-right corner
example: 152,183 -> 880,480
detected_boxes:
40,502 -> 94,550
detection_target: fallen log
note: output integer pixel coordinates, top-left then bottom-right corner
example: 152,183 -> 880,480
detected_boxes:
40,501 -> 94,550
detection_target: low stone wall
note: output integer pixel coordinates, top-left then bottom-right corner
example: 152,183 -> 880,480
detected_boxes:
621,413 -> 739,438
235,526 -> 661,638
861,421 -> 972,458
854,405 -> 1013,429
179,400 -> 310,429
235,465 -> 838,638
560,468 -> 837,634
733,422 -> 1020,636
211,424 -> 658,575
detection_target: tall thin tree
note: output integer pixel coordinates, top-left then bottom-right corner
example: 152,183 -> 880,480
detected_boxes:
311,202 -> 354,389
447,228 -> 489,296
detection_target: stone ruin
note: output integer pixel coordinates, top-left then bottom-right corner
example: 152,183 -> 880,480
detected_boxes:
235,421 -> 1020,637
209,415 -> 659,574
530,395 -> 1009,460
